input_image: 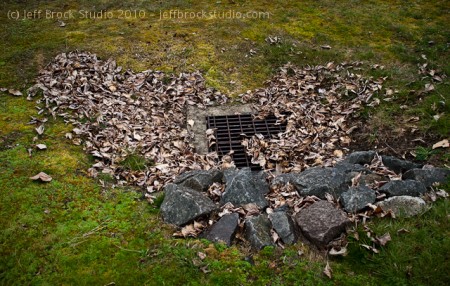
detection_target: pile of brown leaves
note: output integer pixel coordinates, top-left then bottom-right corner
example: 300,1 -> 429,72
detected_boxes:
30,51 -> 227,193
29,52 -> 386,195
240,62 -> 384,172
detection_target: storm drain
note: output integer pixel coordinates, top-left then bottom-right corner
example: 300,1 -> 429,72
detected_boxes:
206,114 -> 287,170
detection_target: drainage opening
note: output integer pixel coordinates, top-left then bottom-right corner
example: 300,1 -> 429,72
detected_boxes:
206,114 -> 287,170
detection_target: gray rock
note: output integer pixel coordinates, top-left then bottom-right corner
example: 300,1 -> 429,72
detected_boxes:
223,167 -> 239,182
203,213 -> 239,246
173,169 -> 223,192
274,205 -> 289,213
160,184 -> 217,226
379,180 -> 427,197
295,200 -> 350,248
334,162 -> 373,187
244,214 -> 274,250
269,211 -> 298,244
381,156 -> 422,174
340,185 -> 376,213
271,167 -> 352,199
402,168 -> 450,187
343,151 -> 376,165
376,196 -> 427,217
221,168 -> 269,208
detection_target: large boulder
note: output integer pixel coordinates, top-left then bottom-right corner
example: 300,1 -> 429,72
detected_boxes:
203,213 -> 239,246
340,185 -> 376,213
160,184 -> 217,226
379,180 -> 427,197
402,168 -> 450,187
268,210 -> 298,245
173,169 -> 223,192
376,196 -> 427,217
381,156 -> 422,174
221,168 -> 269,208
295,200 -> 350,248
271,167 -> 352,199
244,214 -> 274,250
343,151 -> 376,165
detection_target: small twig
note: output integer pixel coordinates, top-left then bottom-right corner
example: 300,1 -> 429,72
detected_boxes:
383,140 -> 401,156
67,219 -> 111,245
70,239 -> 89,248
112,243 -> 142,254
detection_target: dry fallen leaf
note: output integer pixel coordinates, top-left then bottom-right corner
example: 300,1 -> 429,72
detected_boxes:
30,172 -> 52,182
333,149 -> 343,158
8,89 -> 22,96
197,252 -> 206,260
181,224 -> 196,237
375,233 -> 391,246
432,139 -> 449,149
35,125 -> 45,135
242,203 -> 260,216
323,262 -> 332,278
329,247 -> 348,256
397,228 -> 410,235
36,144 -> 47,150
361,244 -> 379,254
436,189 -> 449,198
424,83 -> 434,92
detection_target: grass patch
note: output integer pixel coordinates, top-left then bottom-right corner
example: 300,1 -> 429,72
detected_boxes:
335,199 -> 449,286
119,153 -> 153,172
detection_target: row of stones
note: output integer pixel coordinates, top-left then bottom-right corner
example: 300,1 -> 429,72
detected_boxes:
160,151 -> 449,249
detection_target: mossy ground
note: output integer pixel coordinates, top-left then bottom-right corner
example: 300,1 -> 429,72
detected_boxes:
1,0 -> 449,285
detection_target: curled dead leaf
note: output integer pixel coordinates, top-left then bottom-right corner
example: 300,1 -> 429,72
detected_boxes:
375,233 -> 391,246
329,246 -> 347,256
197,252 -> 207,260
432,139 -> 449,149
8,89 -> 23,96
323,262 -> 332,279
35,125 -> 45,135
30,172 -> 52,182
36,144 -> 47,150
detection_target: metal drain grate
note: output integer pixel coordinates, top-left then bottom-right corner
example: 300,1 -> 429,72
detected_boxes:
206,114 -> 287,170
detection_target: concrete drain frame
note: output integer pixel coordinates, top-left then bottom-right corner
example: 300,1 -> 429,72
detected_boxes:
187,104 -> 286,169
